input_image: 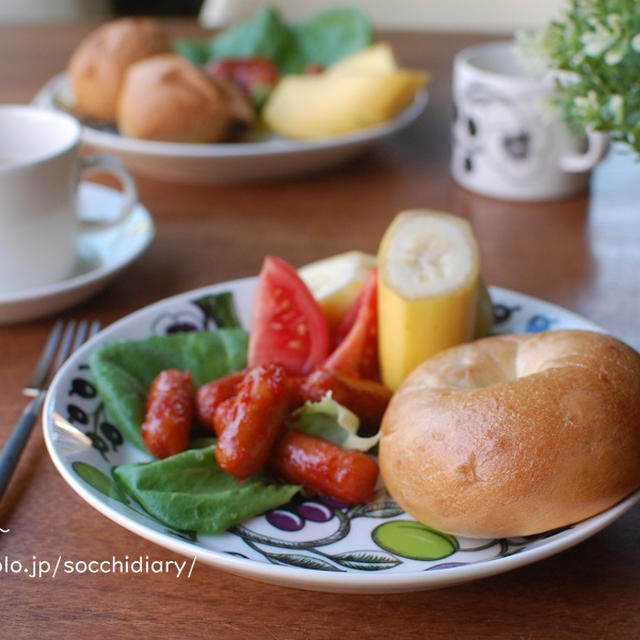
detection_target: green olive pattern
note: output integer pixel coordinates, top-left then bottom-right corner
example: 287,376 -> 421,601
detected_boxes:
372,520 -> 458,560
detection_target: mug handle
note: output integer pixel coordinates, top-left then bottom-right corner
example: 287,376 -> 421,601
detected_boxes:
77,154 -> 138,231
559,129 -> 609,173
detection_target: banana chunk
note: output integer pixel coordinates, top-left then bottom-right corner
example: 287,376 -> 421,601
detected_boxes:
378,210 -> 480,390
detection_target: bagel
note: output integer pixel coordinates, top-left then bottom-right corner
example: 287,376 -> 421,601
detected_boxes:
379,329 -> 640,538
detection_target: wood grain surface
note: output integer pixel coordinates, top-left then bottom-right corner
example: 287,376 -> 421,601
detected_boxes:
1,19 -> 639,639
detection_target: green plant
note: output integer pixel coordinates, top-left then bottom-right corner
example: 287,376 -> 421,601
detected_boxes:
520,0 -> 640,152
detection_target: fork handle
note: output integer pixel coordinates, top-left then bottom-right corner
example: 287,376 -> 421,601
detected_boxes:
0,392 -> 45,501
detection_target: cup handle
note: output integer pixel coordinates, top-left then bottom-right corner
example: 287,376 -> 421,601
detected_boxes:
559,129 -> 609,173
77,154 -> 138,231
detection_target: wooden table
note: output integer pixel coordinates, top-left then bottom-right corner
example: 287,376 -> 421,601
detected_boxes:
1,20 -> 639,638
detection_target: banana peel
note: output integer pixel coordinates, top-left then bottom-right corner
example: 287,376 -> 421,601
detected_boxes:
474,276 -> 494,339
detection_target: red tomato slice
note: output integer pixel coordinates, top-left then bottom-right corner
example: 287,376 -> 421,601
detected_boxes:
332,272 -> 369,346
323,268 -> 379,380
248,256 -> 330,376
205,57 -> 280,95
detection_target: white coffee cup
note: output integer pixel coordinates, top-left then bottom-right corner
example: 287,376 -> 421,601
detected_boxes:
0,104 -> 137,293
451,41 -> 609,201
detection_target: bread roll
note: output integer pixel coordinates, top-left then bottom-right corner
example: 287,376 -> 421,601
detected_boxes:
117,54 -> 250,143
379,330 -> 640,538
68,18 -> 171,122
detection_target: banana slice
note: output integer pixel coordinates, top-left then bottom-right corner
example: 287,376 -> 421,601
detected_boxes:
299,251 -> 377,330
377,210 -> 480,390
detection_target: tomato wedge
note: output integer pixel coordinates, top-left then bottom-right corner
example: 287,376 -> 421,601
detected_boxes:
248,256 -> 330,376
323,268 -> 379,380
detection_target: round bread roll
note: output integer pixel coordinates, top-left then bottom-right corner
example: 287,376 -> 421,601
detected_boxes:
379,330 -> 640,538
116,54 -> 247,143
68,18 -> 171,122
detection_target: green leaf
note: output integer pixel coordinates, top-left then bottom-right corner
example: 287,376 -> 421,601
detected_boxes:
178,6 -> 371,75
113,445 -> 300,534
292,7 -> 371,68
72,461 -> 129,504
88,329 -> 248,451
193,292 -> 242,329
288,393 -> 379,451
519,0 -> 640,155
207,7 -> 304,73
173,38 -> 209,66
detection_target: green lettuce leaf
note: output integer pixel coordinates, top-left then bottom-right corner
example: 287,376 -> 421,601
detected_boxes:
292,7 -> 371,68
289,393 -> 379,451
89,329 -> 248,451
113,445 -> 300,533
193,291 -> 242,329
173,38 -> 209,66
207,7 -> 303,73
176,6 -> 371,74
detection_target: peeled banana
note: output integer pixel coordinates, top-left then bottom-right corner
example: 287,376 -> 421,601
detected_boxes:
377,210 -> 481,390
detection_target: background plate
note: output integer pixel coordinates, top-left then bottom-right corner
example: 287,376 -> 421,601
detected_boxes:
33,73 -> 428,185
42,279 -> 640,593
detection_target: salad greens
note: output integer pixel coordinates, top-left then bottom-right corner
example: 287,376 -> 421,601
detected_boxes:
113,445 -> 299,534
290,394 -> 379,452
89,329 -> 248,450
174,6 -> 371,73
293,7 -> 371,69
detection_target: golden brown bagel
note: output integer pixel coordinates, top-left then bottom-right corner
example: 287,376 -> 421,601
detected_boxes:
379,330 -> 640,538
116,54 -> 250,143
68,18 -> 171,122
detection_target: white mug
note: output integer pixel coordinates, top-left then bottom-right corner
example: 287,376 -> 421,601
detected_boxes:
0,104 -> 137,293
451,41 -> 609,201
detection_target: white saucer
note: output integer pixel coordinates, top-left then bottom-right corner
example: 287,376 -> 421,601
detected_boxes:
0,182 -> 154,325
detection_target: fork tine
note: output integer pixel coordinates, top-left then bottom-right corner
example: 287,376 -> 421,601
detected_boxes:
51,320 -> 77,373
88,319 -> 101,338
71,320 -> 88,354
50,319 -> 101,388
23,320 -> 64,398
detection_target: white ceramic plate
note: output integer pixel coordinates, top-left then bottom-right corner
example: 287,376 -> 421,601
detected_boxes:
42,280 -> 640,593
33,73 -> 428,184
0,182 -> 154,325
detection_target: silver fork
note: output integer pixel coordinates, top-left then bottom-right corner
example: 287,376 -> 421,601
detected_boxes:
0,319 -> 100,500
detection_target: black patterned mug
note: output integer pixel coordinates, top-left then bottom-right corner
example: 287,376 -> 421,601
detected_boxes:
451,40 -> 608,201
